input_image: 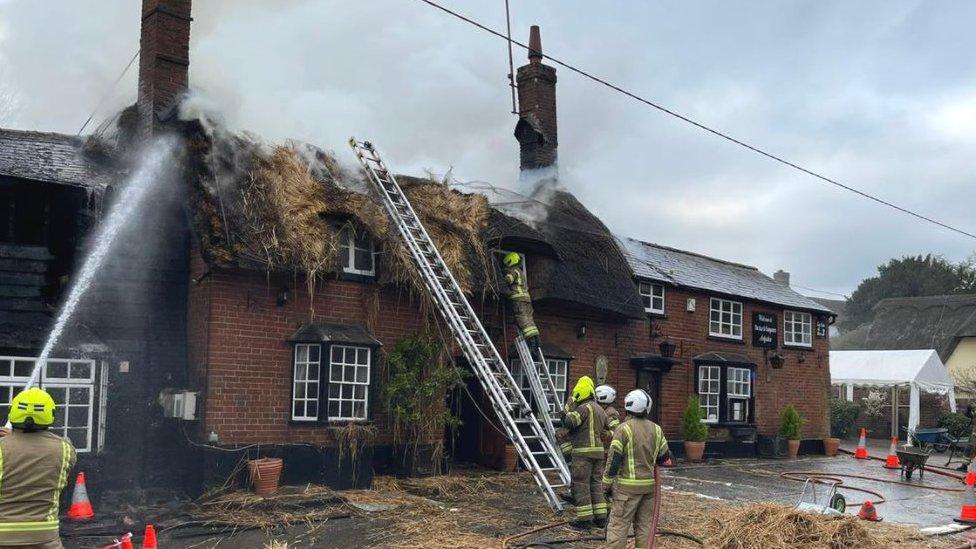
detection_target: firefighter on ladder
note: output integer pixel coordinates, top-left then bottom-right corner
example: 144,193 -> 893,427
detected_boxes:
561,376 -> 609,529
0,388 -> 77,549
603,389 -> 671,549
501,252 -> 540,353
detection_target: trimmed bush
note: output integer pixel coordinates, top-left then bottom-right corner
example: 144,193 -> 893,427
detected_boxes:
780,405 -> 805,440
682,396 -> 708,442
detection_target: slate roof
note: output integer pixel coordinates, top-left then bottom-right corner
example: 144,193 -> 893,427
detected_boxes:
288,323 -> 382,347
831,294 -> 976,361
0,129 -> 112,188
615,236 -> 832,314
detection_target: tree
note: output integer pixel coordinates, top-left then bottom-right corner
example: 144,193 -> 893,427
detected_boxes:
843,254 -> 976,329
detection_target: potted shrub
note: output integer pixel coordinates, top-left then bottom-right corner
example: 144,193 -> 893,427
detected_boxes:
780,405 -> 805,459
682,396 -> 708,462
827,398 -> 859,457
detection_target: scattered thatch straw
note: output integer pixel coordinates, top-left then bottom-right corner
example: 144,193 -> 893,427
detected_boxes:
189,485 -> 347,531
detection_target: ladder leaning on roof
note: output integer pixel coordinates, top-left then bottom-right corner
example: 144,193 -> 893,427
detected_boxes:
349,138 -> 572,511
513,334 -> 563,443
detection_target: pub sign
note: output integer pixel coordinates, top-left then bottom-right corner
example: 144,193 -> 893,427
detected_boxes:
752,312 -> 778,348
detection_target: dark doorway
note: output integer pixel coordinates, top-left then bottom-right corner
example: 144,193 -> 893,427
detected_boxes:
636,369 -> 662,423
447,373 -> 483,464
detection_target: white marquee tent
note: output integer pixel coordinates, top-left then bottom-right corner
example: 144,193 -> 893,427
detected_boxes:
830,349 -> 957,442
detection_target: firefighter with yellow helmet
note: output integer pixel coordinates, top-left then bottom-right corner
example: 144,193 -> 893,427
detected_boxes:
561,376 -> 609,529
0,388 -> 77,548
500,252 -> 541,353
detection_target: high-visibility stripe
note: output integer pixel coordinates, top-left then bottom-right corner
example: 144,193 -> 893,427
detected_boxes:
572,446 -> 604,455
565,411 -> 581,428
610,439 -> 624,453
602,476 -> 614,485
0,519 -> 59,532
618,478 -> 654,486
623,424 -> 636,481
47,440 -> 70,521
607,417 -> 620,429
587,402 -> 597,449
0,446 -> 4,501
521,325 -> 540,337
593,502 -> 608,511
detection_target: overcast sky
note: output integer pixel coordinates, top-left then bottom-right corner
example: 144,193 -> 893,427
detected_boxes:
2,1 -> 974,297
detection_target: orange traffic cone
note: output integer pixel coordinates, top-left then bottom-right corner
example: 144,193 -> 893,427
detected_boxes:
882,437 -> 900,469
854,428 -> 868,459
956,475 -> 976,524
142,524 -> 158,549
67,472 -> 95,520
966,462 -> 976,487
119,533 -> 134,549
857,500 -> 882,521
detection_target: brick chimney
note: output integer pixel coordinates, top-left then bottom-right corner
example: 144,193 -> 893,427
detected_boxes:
514,26 -> 557,171
137,0 -> 192,136
773,270 -> 791,286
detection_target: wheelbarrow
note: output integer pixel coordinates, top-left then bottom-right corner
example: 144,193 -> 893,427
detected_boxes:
794,477 -> 846,516
905,427 -> 951,452
896,446 -> 931,480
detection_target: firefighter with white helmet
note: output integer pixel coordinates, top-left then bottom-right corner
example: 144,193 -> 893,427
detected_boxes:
0,388 -> 77,548
603,389 -> 670,549
595,384 -> 620,439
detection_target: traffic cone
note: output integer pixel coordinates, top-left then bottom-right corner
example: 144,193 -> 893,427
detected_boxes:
956,476 -> 976,524
857,500 -> 882,521
118,533 -> 133,549
142,524 -> 157,549
67,472 -> 95,520
854,428 -> 868,459
882,437 -> 900,469
966,462 -> 976,486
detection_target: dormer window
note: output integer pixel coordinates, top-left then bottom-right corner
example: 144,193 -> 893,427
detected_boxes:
339,225 -> 376,277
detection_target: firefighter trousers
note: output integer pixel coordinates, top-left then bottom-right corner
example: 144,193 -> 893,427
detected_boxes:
605,491 -> 655,549
0,540 -> 63,549
511,300 -> 539,338
571,455 -> 607,522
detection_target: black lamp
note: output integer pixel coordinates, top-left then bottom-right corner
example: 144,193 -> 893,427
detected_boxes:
658,338 -> 677,358
769,353 -> 785,369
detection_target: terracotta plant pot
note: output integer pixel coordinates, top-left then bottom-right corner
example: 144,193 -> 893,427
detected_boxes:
787,439 -> 801,459
248,457 -> 283,496
684,441 -> 706,462
823,438 -> 840,457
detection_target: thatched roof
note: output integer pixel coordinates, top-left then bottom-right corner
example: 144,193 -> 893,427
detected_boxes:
831,294 -> 976,361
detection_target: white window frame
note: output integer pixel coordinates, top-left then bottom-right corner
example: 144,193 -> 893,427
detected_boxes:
709,298 -> 743,340
339,225 -> 376,277
292,344 -> 321,422
784,310 -> 813,348
0,356 -> 97,452
697,365 -> 721,424
511,357 -> 568,413
727,367 -> 752,423
638,281 -> 665,314
327,345 -> 370,421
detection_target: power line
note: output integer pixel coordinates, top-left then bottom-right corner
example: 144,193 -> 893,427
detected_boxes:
77,50 -> 139,136
415,0 -> 976,242
792,283 -> 850,299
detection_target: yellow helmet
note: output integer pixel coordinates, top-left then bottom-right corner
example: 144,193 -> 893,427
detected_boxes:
502,252 -> 521,267
571,376 -> 595,403
8,388 -> 56,428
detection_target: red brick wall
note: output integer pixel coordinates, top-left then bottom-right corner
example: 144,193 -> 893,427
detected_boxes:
189,252 -> 830,451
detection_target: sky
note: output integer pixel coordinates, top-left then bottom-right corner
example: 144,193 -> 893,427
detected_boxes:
1,0 -> 975,298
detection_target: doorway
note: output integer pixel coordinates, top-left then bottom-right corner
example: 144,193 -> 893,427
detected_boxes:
635,369 -> 662,423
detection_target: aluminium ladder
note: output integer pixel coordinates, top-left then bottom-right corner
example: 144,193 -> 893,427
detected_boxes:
350,138 -> 572,511
513,334 -> 563,444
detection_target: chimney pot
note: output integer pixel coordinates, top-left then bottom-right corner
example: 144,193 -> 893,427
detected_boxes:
528,25 -> 543,63
773,270 -> 791,286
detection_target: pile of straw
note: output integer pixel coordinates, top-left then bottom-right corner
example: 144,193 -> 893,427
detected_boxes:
189,485 -> 347,530
189,130 -> 492,304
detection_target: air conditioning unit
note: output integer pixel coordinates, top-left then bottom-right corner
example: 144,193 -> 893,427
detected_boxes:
159,390 -> 198,420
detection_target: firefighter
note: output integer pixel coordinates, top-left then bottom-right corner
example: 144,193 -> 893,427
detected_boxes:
500,252 -> 540,352
595,384 -> 620,442
0,388 -> 77,549
603,389 -> 671,549
561,376 -> 609,529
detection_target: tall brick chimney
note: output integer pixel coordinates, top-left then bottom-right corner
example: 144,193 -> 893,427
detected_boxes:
137,0 -> 192,136
514,26 -> 557,171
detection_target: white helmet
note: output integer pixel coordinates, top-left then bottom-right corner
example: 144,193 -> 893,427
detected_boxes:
624,389 -> 652,415
595,385 -> 616,404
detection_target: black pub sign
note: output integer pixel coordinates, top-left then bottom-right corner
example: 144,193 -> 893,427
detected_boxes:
752,312 -> 778,348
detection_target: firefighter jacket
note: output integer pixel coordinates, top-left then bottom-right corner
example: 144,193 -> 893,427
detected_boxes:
563,399 -> 608,459
602,417 -> 669,495
503,265 -> 531,302
604,405 -> 621,433
0,430 -> 76,544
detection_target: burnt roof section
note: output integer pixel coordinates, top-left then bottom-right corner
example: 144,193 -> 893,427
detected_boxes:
0,129 -> 113,189
288,323 -> 382,347
526,191 -> 646,319
831,294 -> 976,361
482,208 -> 558,259
616,235 -> 832,314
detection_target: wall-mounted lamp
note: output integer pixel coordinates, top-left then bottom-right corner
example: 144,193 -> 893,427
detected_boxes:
276,286 -> 289,307
658,338 -> 677,358
576,324 -> 586,339
797,353 -> 806,364
769,353 -> 785,369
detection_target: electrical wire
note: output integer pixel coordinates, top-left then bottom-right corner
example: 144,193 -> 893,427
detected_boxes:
791,284 -> 850,299
415,0 -> 976,242
77,50 -> 139,136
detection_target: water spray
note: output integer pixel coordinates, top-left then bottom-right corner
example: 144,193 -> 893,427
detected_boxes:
23,137 -> 177,391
